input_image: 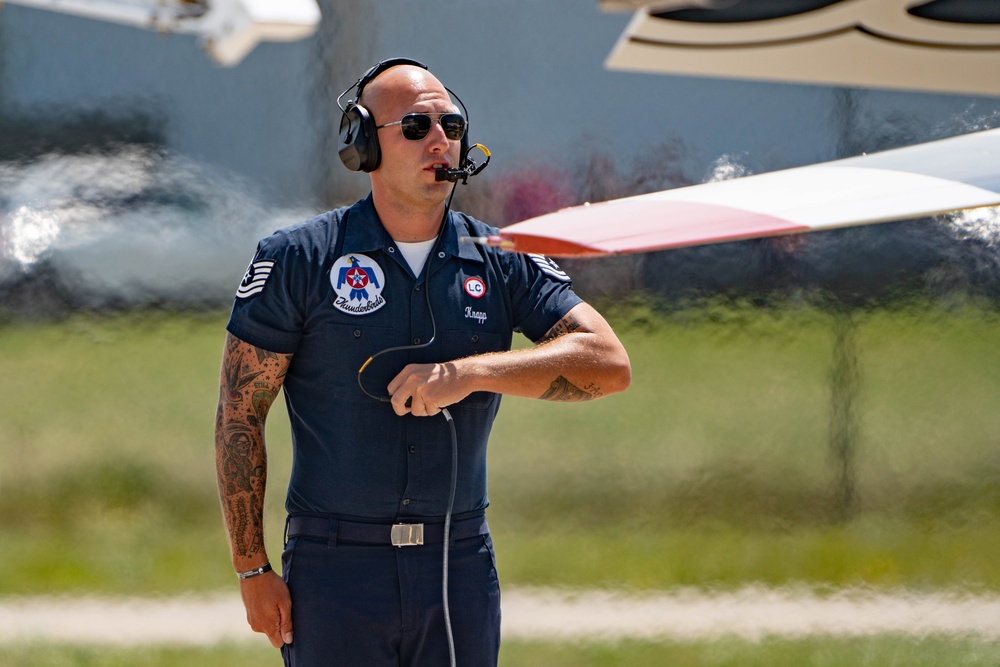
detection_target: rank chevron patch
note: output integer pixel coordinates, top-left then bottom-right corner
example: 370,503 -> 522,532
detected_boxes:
236,258 -> 275,299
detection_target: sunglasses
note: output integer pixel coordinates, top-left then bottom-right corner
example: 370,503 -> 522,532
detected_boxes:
376,113 -> 467,141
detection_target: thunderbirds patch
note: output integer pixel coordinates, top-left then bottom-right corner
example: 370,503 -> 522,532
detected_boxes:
331,253 -> 386,315
236,258 -> 275,299
528,253 -> 571,282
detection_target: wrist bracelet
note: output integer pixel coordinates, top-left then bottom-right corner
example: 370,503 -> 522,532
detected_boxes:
236,562 -> 272,580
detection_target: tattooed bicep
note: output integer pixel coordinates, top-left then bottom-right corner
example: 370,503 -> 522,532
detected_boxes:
221,334 -> 292,404
254,347 -> 278,364
539,311 -> 582,343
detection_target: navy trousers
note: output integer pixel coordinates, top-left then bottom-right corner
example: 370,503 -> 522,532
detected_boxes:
280,531 -> 501,666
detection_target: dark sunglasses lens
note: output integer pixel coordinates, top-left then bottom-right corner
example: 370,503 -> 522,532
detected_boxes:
398,114 -> 466,141
400,114 -> 432,140
441,114 -> 466,140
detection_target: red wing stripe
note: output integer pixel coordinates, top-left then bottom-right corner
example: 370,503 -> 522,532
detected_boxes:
501,200 -> 809,257
495,129 -> 1000,258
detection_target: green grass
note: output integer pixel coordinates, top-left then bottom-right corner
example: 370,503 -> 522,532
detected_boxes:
0,644 -> 274,667
4,637 -> 1000,667
502,637 -> 1000,667
1,301 -> 999,594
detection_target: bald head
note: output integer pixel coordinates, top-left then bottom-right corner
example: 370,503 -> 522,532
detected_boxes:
349,62 -> 466,239
360,65 -> 456,126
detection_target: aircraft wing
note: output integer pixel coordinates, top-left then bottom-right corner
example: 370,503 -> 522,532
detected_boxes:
602,1 -> 1000,97
3,0 -> 320,66
473,127 -> 1000,258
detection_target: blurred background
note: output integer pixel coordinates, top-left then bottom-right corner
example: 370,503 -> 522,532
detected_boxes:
2,1 -> 1000,665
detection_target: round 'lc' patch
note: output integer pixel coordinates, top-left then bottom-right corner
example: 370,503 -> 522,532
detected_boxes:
464,276 -> 486,298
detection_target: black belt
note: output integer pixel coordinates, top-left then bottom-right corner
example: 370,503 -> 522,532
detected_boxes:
286,514 -> 489,548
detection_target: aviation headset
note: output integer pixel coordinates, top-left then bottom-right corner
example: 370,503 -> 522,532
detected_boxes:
337,57 -> 472,173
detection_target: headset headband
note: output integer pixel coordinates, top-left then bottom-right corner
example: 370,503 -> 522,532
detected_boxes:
337,57 -> 428,113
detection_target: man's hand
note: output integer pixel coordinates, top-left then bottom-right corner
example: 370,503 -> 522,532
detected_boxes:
239,570 -> 293,647
387,361 -> 467,417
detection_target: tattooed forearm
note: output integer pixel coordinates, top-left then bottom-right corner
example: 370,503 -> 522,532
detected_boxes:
538,375 -> 602,402
215,335 -> 293,565
217,418 -> 268,559
227,495 -> 265,558
220,423 -> 265,495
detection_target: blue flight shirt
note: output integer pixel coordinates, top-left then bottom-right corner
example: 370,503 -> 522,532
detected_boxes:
227,195 -> 582,521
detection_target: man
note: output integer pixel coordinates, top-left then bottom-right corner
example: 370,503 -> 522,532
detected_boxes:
215,58 -> 631,666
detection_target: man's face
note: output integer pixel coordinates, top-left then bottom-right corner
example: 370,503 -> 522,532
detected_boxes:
366,68 -> 463,209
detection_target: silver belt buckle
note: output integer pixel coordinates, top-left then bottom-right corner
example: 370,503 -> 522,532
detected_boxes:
391,523 -> 424,547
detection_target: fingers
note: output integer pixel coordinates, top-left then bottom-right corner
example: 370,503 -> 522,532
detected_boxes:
265,599 -> 293,647
388,365 -> 431,416
389,390 -> 440,417
386,367 -> 420,406
389,390 -> 412,416
388,363 -> 458,417
280,606 -> 294,646
241,571 -> 293,647
414,399 -> 442,417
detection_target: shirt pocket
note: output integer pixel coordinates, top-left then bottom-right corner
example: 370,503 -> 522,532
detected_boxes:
439,329 -> 506,357
437,329 -> 506,410
303,321 -> 399,404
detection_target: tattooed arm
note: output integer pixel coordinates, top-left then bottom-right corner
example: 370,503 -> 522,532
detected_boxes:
215,332 -> 294,647
388,302 -> 631,416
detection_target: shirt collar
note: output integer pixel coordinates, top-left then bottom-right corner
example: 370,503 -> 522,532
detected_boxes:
341,194 -> 390,254
342,193 -> 485,264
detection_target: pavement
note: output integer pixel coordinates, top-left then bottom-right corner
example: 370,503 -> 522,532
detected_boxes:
2,586 -> 1000,646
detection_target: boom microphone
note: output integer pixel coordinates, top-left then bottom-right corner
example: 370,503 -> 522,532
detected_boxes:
435,143 -> 491,184
435,168 -> 470,183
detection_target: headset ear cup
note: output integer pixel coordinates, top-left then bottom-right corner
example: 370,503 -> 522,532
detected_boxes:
338,104 -> 381,172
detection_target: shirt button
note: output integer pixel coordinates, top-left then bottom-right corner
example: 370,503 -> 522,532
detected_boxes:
409,445 -> 416,453
471,335 -> 479,344
402,498 -> 411,506
353,329 -> 362,338
438,251 -> 446,258
412,338 -> 421,345
415,285 -> 422,292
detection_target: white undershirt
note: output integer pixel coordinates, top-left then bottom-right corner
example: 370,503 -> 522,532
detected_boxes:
396,238 -> 437,277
